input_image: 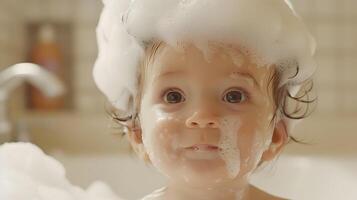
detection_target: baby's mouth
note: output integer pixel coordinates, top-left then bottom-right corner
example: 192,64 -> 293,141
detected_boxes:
184,144 -> 222,152
183,144 -> 222,160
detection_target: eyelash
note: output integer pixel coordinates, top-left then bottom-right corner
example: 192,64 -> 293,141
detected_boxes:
160,87 -> 250,104
160,87 -> 185,103
224,87 -> 250,103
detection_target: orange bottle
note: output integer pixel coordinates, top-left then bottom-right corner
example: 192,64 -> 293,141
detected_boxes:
28,24 -> 65,110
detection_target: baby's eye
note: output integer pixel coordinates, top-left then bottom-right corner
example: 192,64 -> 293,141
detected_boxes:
223,89 -> 247,103
163,89 -> 185,104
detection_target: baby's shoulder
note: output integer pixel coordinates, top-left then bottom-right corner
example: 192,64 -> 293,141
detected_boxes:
249,185 -> 287,200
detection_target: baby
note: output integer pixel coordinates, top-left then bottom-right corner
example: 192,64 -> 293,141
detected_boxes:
93,0 -> 317,199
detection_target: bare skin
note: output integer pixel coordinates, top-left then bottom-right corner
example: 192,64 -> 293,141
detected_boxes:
127,42 -> 288,200
142,184 -> 286,200
249,185 -> 287,200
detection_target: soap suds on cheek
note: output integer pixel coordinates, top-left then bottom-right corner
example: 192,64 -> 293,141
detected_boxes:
250,130 -> 273,169
218,116 -> 242,179
234,115 -> 275,180
241,118 -> 275,180
139,99 -> 184,177
139,101 -> 169,171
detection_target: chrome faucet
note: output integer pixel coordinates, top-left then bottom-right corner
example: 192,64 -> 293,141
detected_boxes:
0,63 -> 66,143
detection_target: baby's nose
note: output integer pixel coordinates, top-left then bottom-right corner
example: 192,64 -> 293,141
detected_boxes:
185,112 -> 219,128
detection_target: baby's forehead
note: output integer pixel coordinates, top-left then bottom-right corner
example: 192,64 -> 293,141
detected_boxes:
148,42 -> 272,80
152,43 -> 247,70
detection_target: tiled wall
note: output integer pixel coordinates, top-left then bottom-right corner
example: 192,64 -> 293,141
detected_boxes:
1,0 -> 356,116
27,0 -> 107,114
0,0 -> 27,112
291,0 -> 357,115
0,0 -> 25,69
0,0 -> 106,114
72,0 -> 107,114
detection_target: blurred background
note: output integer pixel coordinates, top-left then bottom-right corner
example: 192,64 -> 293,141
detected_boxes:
0,0 -> 356,199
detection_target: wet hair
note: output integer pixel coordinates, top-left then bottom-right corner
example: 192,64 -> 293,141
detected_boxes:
108,41 -> 317,146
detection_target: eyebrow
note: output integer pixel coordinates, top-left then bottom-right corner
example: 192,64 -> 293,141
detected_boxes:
154,70 -> 260,89
228,71 -> 260,89
153,70 -> 186,82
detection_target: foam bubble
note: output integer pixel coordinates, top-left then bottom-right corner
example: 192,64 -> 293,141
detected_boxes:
93,0 -> 316,134
218,116 -> 241,179
94,0 -> 315,106
0,143 -> 122,200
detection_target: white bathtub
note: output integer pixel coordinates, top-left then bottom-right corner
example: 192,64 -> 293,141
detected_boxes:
250,154 -> 357,199
49,151 -> 357,200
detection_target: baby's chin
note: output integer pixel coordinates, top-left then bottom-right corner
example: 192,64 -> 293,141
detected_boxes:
171,156 -> 244,184
180,148 -> 239,172
152,149 -> 246,184
181,154 -> 226,171
175,163 -> 245,187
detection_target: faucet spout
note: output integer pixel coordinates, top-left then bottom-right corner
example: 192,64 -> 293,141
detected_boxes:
0,62 -> 66,143
0,63 -> 66,98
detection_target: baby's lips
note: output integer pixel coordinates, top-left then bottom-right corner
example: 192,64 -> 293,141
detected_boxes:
185,144 -> 222,151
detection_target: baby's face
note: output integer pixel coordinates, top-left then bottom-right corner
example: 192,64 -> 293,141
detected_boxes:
139,42 -> 276,186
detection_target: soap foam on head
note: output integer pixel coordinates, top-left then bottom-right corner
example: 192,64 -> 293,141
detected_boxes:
94,0 -> 316,118
124,0 -> 316,84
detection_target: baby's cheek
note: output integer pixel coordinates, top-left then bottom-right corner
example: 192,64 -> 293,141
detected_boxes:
154,122 -> 181,156
236,122 -> 273,177
141,115 -> 183,172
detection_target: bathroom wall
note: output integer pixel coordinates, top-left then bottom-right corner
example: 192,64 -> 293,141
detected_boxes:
12,0 -> 106,114
285,0 -> 357,156
0,0 -> 104,112
0,0 -> 117,152
291,0 -> 357,115
0,0 -> 28,128
0,0 -> 25,69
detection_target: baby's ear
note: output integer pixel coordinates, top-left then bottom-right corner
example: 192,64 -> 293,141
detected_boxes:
127,127 -> 151,163
260,120 -> 288,162
127,126 -> 143,144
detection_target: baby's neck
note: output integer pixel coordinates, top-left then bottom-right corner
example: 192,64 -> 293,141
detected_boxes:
162,179 -> 251,200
